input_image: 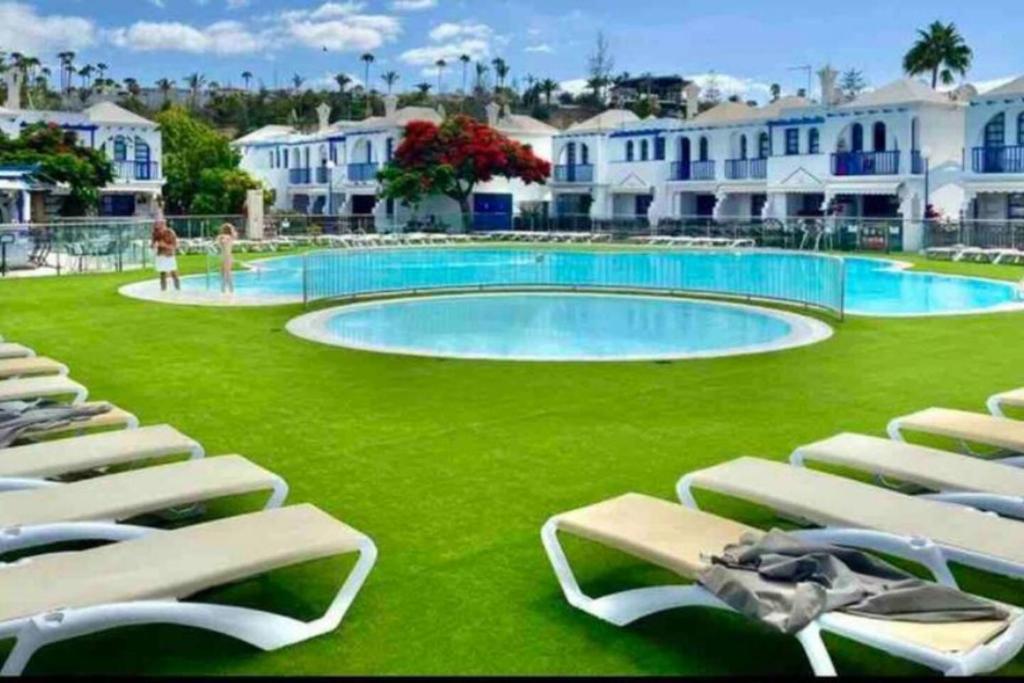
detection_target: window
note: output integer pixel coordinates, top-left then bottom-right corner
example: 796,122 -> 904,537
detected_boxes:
269,151 -> 275,168
283,149 -> 289,168
985,113 -> 1005,148
135,138 -> 150,163
386,137 -> 394,161
580,143 -> 589,166
640,139 -> 649,161
626,140 -> 635,162
758,132 -> 770,159
304,147 -> 311,168
808,128 -> 820,154
872,122 -> 887,152
851,123 -> 864,152
112,136 -> 127,162
698,136 -> 709,162
785,128 -> 799,156
679,137 -> 691,163
1018,113 -> 1024,146
739,135 -> 748,160
654,137 -> 665,161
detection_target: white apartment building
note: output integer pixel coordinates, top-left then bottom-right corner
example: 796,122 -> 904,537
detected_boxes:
962,76 -> 1024,222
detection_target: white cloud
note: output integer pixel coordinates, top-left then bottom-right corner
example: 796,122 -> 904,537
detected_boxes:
559,78 -> 588,96
0,2 -> 96,55
287,16 -> 400,51
400,38 -> 489,66
108,20 -> 264,55
686,72 -> 772,100
309,1 -> 366,19
391,0 -> 437,10
226,0 -> 249,9
524,43 -> 553,54
428,20 -> 492,42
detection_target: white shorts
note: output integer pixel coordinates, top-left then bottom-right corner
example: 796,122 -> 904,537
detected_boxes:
155,255 -> 178,273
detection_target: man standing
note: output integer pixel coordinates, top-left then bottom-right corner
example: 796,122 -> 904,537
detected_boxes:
151,219 -> 180,291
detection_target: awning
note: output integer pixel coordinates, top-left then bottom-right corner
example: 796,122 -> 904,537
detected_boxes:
962,179 -> 1024,195
0,179 -> 29,192
826,180 -> 903,196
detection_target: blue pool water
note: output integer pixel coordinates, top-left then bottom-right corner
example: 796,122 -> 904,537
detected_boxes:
184,249 -> 1022,316
288,294 -> 832,361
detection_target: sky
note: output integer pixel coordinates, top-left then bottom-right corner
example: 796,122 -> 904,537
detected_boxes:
3,0 -> 1022,101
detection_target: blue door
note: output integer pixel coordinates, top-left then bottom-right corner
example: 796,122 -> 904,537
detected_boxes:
472,193 -> 513,231
101,194 -> 136,217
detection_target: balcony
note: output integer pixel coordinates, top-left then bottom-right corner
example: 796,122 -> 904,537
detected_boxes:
724,158 -> 767,180
831,151 -> 900,176
911,151 -> 925,175
972,146 -> 1024,174
347,162 -> 380,182
670,160 -> 716,181
553,164 -> 595,183
289,168 -> 312,185
113,160 -> 161,182
315,166 -> 331,184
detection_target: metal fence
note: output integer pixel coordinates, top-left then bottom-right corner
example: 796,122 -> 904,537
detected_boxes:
300,247 -> 846,319
0,220 -> 157,276
921,219 -> 1024,250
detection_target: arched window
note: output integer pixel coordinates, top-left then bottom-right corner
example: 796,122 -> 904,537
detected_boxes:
269,151 -> 275,168
626,140 -> 635,162
808,128 -> 820,155
275,149 -> 281,167
872,122 -> 887,152
283,149 -> 289,168
580,143 -> 589,166
304,147 -> 311,168
739,135 -> 748,160
679,137 -> 691,163
758,132 -> 770,159
640,139 -> 649,161
134,137 -> 150,163
385,138 -> 394,161
112,136 -> 127,161
564,142 -> 576,166
1018,113 -> 1024,146
985,113 -> 1005,148
851,123 -> 864,152
911,118 -> 920,151
698,136 -> 709,162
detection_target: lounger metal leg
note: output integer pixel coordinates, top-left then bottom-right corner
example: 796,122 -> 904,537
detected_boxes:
795,623 -> 837,677
0,522 -> 154,556
0,479 -> 62,493
988,397 -> 1008,418
0,536 -> 376,676
886,418 -> 907,442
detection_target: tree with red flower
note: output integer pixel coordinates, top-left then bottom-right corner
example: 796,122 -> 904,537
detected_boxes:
378,115 -> 551,231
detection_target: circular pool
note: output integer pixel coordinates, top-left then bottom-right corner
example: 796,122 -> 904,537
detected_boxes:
286,293 -> 833,362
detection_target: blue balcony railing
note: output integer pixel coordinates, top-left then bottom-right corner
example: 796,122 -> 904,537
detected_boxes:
289,168 -> 312,185
553,164 -> 595,183
347,162 -> 380,182
831,151 -> 900,176
724,158 -> 767,180
113,160 -> 161,181
671,160 -> 716,181
972,146 -> 1024,174
315,166 -> 331,184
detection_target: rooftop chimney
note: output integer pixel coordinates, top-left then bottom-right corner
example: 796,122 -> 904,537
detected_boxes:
683,83 -> 701,120
316,102 -> 331,132
818,65 -> 839,106
485,101 -> 500,127
4,70 -> 22,110
384,94 -> 398,118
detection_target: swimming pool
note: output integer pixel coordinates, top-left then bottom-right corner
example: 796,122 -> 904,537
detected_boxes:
132,248 -> 1022,317
286,293 -> 834,362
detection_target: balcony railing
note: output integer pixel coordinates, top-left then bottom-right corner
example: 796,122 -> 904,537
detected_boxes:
724,158 -> 767,180
289,168 -> 312,185
553,164 -> 595,183
347,162 -> 380,182
831,151 -> 900,176
972,146 -> 1024,174
315,166 -> 331,184
671,160 -> 716,181
113,160 -> 161,182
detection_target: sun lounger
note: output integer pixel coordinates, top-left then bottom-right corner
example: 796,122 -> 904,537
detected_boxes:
10,402 -> 139,444
0,503 -> 376,675
888,408 -> 1024,466
924,245 -> 965,261
0,344 -> 34,360
543,492 -> 1024,676
0,424 -> 202,490
0,455 -> 287,556
0,358 -> 68,381
791,433 -> 1024,519
0,377 -> 88,406
988,388 -> 1024,418
677,457 -> 1024,588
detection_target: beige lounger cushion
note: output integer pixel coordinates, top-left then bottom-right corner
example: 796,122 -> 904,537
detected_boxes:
0,377 -> 86,403
0,344 -> 33,360
897,408 -> 1024,453
0,504 -> 363,624
797,433 -> 1024,497
992,389 -> 1024,410
688,457 -> 1024,567
556,493 -> 1013,654
0,358 -> 66,380
0,424 -> 199,480
17,402 -> 136,440
0,455 -> 279,527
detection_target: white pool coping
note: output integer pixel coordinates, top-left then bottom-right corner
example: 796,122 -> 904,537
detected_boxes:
285,292 -> 835,363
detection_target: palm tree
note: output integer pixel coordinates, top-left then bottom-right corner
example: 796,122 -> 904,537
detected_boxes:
360,52 -> 375,116
381,70 -> 400,94
459,54 -> 471,94
416,82 -> 432,95
57,51 -> 76,94
903,21 -> 973,88
474,62 -> 490,93
491,58 -> 509,91
185,72 -> 206,109
435,59 -> 447,94
156,78 -> 175,104
241,71 -> 253,91
291,74 -> 305,92
95,62 -> 108,82
770,83 -> 782,102
539,78 -> 558,106
78,64 -> 95,90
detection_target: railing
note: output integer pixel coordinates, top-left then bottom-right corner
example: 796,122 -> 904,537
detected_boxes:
113,160 -> 161,182
347,163 -> 380,182
670,160 -> 716,181
922,218 -> 1024,250
289,168 -> 312,185
315,166 -> 331,184
553,164 -> 595,183
972,146 -> 1024,174
0,219 -> 158,276
831,151 -> 900,176
724,158 -> 767,180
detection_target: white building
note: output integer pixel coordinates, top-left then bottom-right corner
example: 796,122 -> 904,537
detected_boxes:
234,96 -> 557,231
962,77 -> 1024,222
0,72 -> 164,221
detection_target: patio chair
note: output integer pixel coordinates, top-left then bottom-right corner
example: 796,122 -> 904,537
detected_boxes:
0,358 -> 68,381
0,424 -> 203,490
988,388 -> 1024,418
0,504 -> 376,676
8,402 -> 140,444
543,492 -> 1024,677
887,408 -> 1024,466
791,432 -> 1024,519
0,377 -> 88,406
0,344 -> 35,360
677,457 -> 1024,588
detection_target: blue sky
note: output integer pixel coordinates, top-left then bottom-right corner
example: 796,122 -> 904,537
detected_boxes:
4,0 -> 1022,100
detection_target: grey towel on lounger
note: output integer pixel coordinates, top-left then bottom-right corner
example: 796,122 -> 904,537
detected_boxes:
0,401 -> 112,447
698,529 -> 1008,634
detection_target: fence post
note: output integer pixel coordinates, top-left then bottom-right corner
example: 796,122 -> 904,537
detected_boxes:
302,251 -> 310,307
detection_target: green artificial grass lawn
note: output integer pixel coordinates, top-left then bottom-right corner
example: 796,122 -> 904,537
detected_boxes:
2,251 -> 1024,676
